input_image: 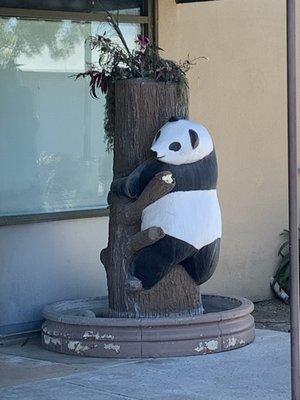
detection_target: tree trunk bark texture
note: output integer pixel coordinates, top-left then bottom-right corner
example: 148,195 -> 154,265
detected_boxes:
101,78 -> 202,317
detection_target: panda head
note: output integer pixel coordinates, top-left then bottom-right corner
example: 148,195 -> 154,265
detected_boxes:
151,117 -> 214,165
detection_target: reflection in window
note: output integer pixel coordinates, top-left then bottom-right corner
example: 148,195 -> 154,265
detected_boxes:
0,17 -> 140,215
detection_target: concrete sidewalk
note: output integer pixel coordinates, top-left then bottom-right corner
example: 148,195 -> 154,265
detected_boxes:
0,329 -> 290,400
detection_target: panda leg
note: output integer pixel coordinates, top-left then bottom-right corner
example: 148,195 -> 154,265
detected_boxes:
181,239 -> 221,285
131,234 -> 195,290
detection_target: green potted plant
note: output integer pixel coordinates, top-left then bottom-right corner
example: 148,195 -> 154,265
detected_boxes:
270,229 -> 300,304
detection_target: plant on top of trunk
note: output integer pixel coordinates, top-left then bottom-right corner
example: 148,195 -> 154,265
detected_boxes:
75,12 -> 204,150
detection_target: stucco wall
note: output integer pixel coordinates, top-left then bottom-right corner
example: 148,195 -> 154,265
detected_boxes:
0,218 -> 108,335
158,0 -> 288,300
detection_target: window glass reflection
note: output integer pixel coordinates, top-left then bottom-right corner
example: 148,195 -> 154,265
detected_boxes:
0,17 -> 140,215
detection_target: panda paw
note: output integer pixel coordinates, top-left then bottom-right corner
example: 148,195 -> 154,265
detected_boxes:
111,177 -> 125,196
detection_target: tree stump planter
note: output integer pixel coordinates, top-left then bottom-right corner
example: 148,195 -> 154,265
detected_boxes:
101,78 -> 202,317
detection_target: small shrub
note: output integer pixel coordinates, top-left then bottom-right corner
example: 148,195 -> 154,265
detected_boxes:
270,229 -> 300,304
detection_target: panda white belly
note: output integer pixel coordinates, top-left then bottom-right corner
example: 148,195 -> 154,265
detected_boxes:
141,190 -> 221,250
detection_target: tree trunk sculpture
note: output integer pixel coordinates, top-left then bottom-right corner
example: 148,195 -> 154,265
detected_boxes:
100,78 -> 202,317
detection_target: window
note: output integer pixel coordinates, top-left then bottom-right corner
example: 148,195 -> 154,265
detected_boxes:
0,1 -> 154,224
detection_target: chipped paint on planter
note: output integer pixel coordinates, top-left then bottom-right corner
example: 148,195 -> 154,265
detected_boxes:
83,331 -> 115,340
100,334 -> 115,340
43,334 -> 61,346
194,342 -> 204,353
104,343 -> 120,353
83,331 -> 100,340
67,340 -> 90,353
223,337 -> 246,350
195,339 -> 219,353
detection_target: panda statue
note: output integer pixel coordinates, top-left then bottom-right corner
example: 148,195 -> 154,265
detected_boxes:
111,117 -> 222,290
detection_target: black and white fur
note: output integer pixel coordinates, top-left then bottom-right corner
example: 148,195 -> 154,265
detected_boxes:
111,117 -> 222,290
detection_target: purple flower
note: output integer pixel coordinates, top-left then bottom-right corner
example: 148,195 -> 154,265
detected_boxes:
88,71 -> 109,98
99,74 -> 108,94
136,34 -> 149,49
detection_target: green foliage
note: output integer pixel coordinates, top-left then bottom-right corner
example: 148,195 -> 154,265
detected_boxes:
75,12 -> 202,149
272,229 -> 297,298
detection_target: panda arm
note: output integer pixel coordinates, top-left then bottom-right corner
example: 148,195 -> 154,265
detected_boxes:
110,160 -> 154,200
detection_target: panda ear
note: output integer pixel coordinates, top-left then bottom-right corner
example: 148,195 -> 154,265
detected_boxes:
189,129 -> 199,149
168,116 -> 185,123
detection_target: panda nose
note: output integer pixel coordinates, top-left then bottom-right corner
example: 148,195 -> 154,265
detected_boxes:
150,149 -> 158,158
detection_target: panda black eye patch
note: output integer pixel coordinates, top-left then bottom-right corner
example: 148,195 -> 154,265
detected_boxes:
169,142 -> 181,151
189,129 -> 199,149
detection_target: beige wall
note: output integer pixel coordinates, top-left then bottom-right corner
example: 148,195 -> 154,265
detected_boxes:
158,0 -> 288,300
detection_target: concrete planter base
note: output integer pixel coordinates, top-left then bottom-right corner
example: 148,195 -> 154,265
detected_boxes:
41,295 -> 255,358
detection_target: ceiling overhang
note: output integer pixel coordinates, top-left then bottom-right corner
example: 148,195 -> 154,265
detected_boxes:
176,0 -> 218,3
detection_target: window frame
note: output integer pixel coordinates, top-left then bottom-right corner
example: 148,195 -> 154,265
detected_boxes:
0,1 -> 156,226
